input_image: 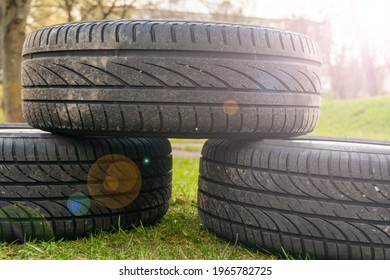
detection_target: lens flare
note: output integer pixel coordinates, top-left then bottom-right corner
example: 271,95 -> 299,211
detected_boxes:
0,204 -> 54,243
87,154 -> 142,209
67,192 -> 91,216
142,157 -> 151,165
223,99 -> 239,115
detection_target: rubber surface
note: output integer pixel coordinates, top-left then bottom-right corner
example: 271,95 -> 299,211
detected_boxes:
198,137 -> 390,259
0,125 -> 172,243
22,20 -> 322,138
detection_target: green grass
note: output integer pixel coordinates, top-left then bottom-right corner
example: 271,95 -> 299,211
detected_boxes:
312,95 -> 390,140
169,138 -> 206,144
0,157 -> 274,260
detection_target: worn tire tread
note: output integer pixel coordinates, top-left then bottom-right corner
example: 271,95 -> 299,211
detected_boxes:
198,137 -> 390,259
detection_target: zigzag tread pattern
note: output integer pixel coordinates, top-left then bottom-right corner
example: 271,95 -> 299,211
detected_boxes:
0,129 -> 172,242
198,138 -> 390,259
22,58 -> 322,93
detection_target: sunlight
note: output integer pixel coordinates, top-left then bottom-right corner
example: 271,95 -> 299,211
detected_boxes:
355,0 -> 390,42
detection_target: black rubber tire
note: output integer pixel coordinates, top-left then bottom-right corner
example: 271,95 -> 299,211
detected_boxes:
198,137 -> 390,259
22,20 -> 322,138
0,125 -> 172,243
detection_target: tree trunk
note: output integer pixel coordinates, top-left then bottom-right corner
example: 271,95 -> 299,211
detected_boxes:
1,0 -> 31,122
359,36 -> 379,96
351,0 -> 379,96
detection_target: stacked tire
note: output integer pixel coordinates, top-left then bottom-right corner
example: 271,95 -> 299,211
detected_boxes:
21,20 -> 320,138
0,19 -> 384,259
0,124 -> 172,242
198,137 -> 390,259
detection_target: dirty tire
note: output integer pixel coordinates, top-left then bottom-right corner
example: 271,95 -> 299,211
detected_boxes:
0,125 -> 172,243
22,20 -> 321,138
198,137 -> 390,259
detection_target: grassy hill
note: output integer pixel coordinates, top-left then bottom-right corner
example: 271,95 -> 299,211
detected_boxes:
312,95 -> 390,140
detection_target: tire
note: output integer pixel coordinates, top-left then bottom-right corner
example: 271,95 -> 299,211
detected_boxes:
22,20 -> 322,138
0,125 -> 172,243
198,137 -> 390,259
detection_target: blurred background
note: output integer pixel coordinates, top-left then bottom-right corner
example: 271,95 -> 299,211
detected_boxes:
1,0 -> 389,122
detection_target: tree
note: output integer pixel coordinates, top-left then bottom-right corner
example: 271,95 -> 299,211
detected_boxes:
29,0 -> 140,28
350,0 -> 379,96
1,0 -> 31,122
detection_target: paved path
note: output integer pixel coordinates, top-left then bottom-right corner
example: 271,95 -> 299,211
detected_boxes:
171,142 -> 202,158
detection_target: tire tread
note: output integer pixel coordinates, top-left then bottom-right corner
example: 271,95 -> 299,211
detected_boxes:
0,129 -> 172,242
199,138 -> 390,259
22,20 -> 321,138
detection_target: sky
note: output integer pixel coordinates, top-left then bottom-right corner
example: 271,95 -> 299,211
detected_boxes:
135,0 -> 326,20
243,0 -> 326,20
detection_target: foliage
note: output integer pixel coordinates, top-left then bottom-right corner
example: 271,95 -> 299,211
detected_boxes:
29,0 -> 141,30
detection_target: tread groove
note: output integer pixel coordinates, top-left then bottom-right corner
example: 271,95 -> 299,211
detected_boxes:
190,24 -> 196,43
250,28 -> 256,46
88,24 -> 97,42
236,27 -> 242,46
265,30 -> 271,48
151,23 -> 159,43
170,23 -> 178,43
132,22 -> 140,42
115,23 -> 123,43
221,26 -> 228,45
